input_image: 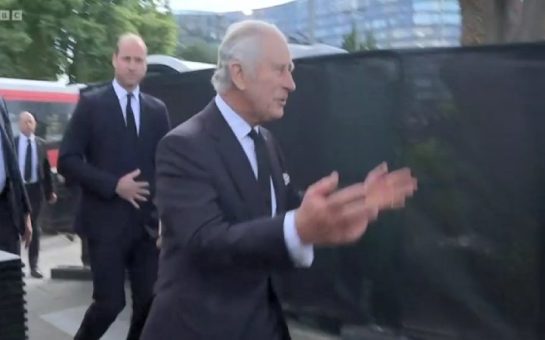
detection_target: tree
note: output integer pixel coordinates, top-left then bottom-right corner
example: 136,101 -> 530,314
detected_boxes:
342,24 -> 377,52
0,0 -> 32,77
63,0 -> 178,83
176,40 -> 218,64
459,0 -> 545,45
0,0 -> 178,82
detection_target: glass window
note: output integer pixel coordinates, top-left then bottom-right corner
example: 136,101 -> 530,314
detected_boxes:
5,100 -> 75,143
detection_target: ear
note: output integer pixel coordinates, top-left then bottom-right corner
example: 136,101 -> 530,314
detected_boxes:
229,60 -> 247,91
112,53 -> 117,68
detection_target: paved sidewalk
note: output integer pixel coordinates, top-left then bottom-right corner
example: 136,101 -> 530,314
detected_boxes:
23,234 -> 338,340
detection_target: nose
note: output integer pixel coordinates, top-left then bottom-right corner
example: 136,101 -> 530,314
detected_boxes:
284,71 -> 296,92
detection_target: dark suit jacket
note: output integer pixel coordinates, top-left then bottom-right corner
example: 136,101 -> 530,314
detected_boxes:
14,135 -> 54,201
142,101 -> 301,340
0,98 -> 31,235
58,84 -> 170,241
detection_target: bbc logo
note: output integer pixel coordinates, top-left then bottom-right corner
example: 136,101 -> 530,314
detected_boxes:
0,10 -> 22,21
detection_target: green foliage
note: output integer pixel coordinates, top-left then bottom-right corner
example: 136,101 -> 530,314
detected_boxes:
0,0 -> 178,82
342,24 -> 377,52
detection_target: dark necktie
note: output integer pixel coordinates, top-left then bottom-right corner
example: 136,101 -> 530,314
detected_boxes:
24,138 -> 32,182
249,129 -> 272,216
126,93 -> 138,141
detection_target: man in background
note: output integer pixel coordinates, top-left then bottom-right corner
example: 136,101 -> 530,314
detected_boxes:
16,111 -> 57,278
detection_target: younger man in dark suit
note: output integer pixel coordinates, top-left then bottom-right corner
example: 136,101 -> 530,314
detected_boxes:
59,33 -> 170,340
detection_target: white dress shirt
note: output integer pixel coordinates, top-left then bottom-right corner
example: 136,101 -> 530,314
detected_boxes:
215,95 -> 314,267
18,133 -> 38,184
112,79 -> 141,135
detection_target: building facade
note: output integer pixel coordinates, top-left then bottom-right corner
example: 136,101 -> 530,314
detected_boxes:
176,0 -> 461,49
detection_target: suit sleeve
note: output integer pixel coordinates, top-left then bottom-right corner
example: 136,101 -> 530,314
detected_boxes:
58,94 -> 118,199
41,144 -> 54,199
0,99 -> 31,215
156,133 -> 293,270
158,100 -> 171,138
271,133 -> 303,210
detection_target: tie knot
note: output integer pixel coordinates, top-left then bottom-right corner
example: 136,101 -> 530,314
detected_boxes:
248,128 -> 260,141
127,92 -> 133,101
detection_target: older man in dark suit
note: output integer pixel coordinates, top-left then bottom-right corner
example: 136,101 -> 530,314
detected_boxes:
59,33 -> 170,340
15,111 -> 57,278
0,98 -> 32,256
142,20 -> 417,340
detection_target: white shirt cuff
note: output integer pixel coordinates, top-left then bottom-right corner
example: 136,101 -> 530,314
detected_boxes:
283,210 -> 314,268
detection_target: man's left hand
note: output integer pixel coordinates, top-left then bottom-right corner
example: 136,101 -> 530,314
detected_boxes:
48,193 -> 57,204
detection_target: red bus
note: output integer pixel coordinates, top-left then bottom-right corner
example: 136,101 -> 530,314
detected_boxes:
0,77 -> 80,232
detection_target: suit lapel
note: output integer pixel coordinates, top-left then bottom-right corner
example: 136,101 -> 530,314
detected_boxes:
262,130 -> 286,214
138,93 -> 151,144
203,101 -> 264,216
0,104 -> 14,150
106,85 -> 127,134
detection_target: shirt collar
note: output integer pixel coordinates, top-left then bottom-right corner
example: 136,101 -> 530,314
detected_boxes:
112,78 -> 140,102
215,95 -> 259,141
21,133 -> 35,142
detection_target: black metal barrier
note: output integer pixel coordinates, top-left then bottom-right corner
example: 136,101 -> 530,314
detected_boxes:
0,251 -> 28,340
138,43 -> 545,340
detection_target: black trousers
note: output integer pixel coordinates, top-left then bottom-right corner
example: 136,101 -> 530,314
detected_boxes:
74,222 -> 159,340
0,188 -> 20,256
25,182 -> 42,270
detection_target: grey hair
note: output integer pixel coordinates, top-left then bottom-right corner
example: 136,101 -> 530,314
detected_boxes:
211,20 -> 286,93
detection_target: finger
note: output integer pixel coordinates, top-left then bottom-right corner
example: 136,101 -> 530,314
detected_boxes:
128,169 -> 141,179
130,199 -> 140,209
390,200 -> 406,209
394,178 -> 418,198
137,188 -> 150,196
134,194 -> 148,202
387,168 -> 414,187
326,182 -> 366,209
330,198 -> 377,233
343,199 -> 380,225
306,171 -> 339,198
364,162 -> 388,184
335,202 -> 378,243
136,181 -> 150,188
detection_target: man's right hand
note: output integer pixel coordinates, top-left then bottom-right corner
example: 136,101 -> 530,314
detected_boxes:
22,214 -> 32,249
295,163 -> 417,246
115,169 -> 150,209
